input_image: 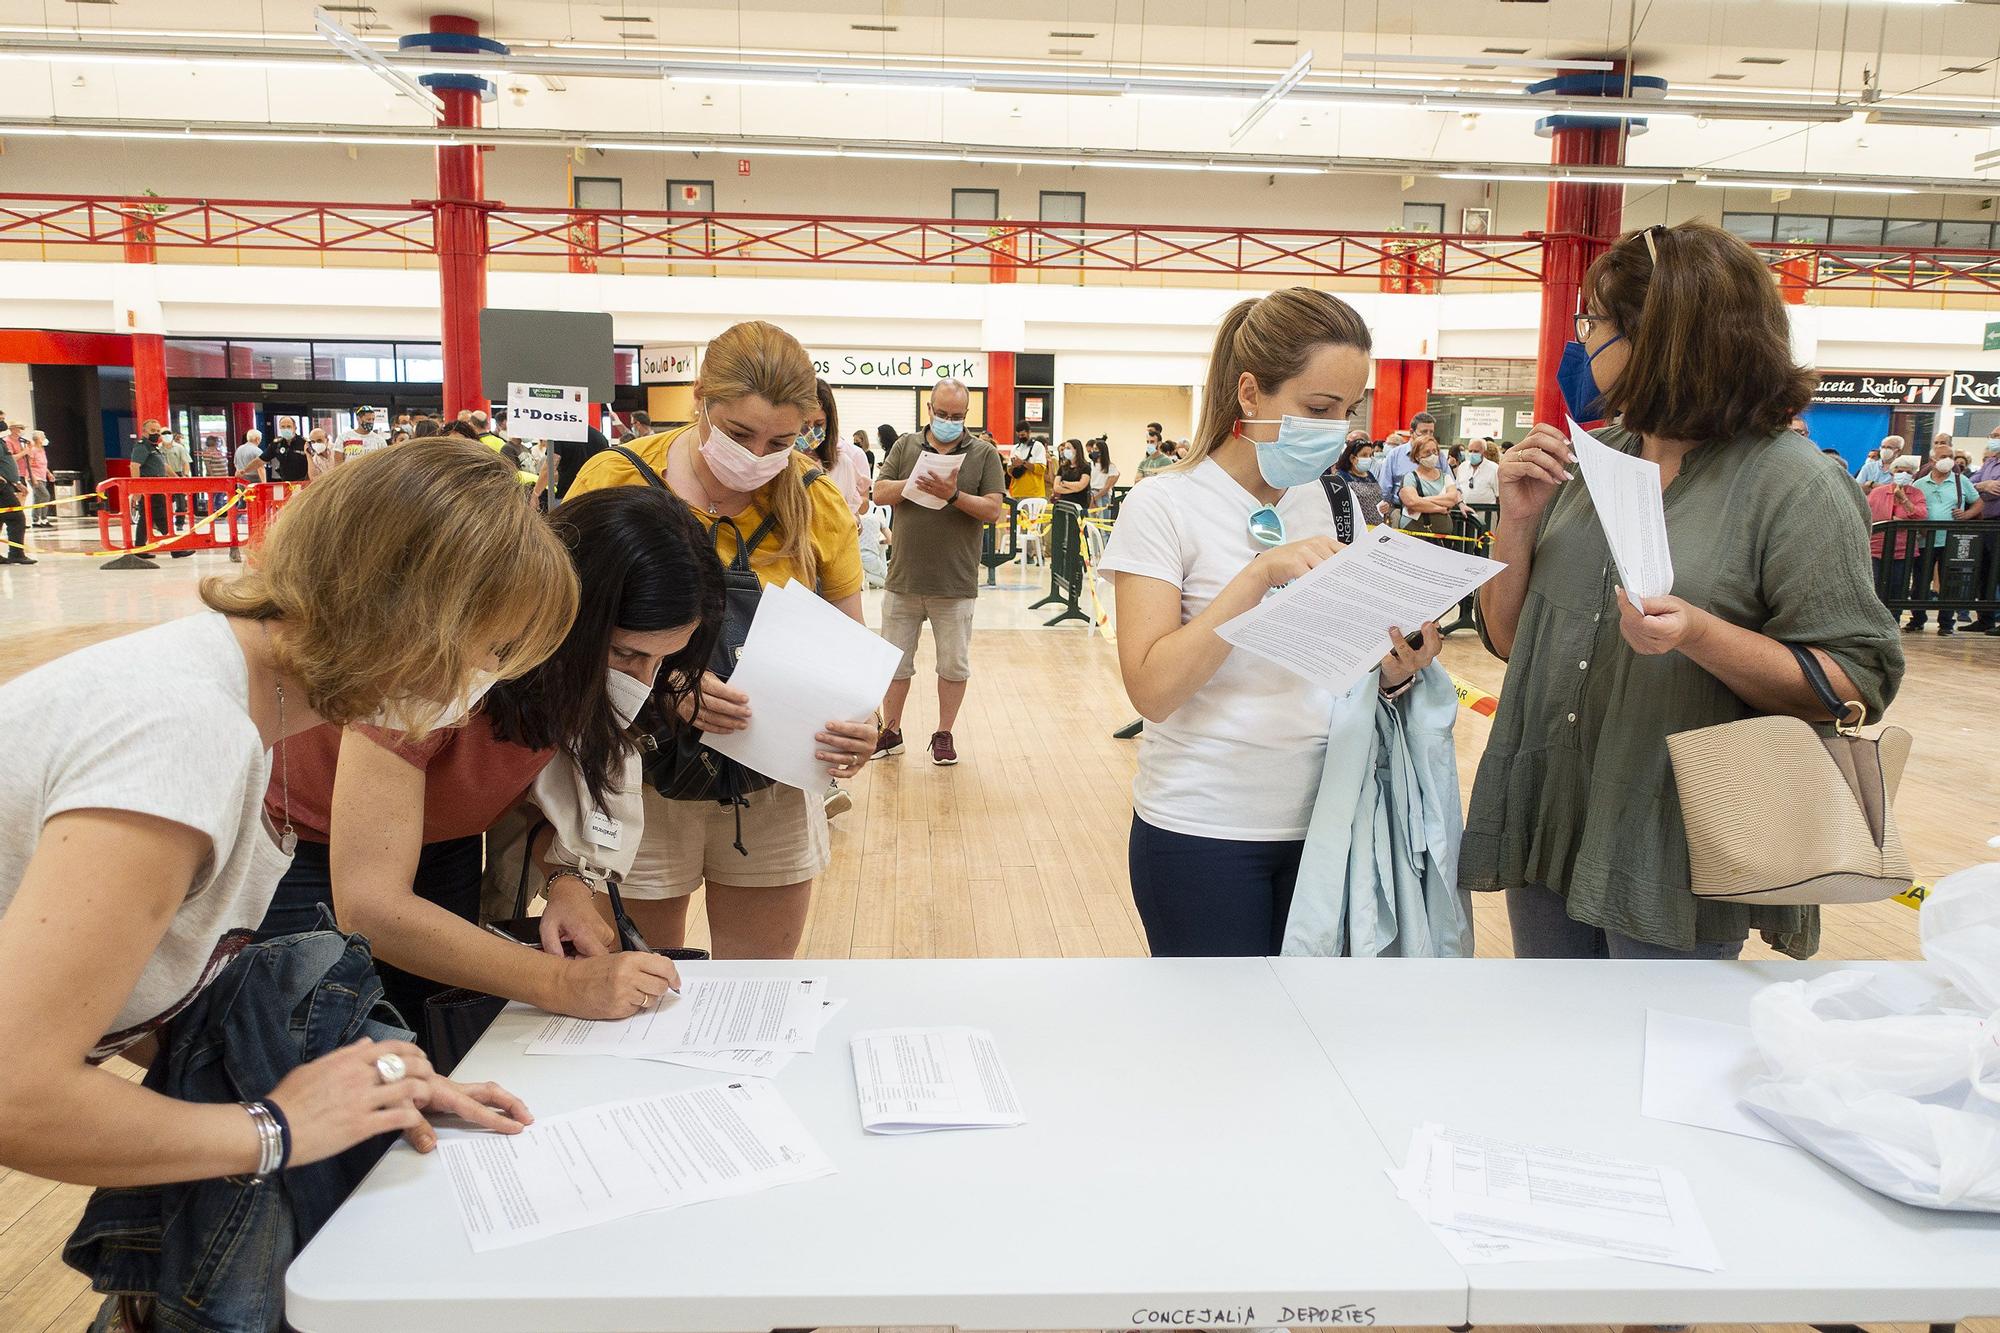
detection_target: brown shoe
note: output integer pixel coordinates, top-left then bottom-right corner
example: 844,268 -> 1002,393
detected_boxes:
928,731 -> 958,766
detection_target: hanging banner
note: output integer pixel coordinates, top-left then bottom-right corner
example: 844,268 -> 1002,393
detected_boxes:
1811,372 -> 1948,406
1945,369 -> 2000,407
810,349 -> 988,388
506,382 -> 590,442
639,344 -> 699,384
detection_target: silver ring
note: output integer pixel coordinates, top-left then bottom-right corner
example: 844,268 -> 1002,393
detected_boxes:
374,1053 -> 407,1084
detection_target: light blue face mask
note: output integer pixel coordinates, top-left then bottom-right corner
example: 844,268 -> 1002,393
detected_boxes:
1240,415 -> 1350,489
930,418 -> 964,444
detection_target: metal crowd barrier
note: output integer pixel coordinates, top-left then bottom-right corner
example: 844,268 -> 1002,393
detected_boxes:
1030,499 -> 1092,627
1867,519 -> 2000,620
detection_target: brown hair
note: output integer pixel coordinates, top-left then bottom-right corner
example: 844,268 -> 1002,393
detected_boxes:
693,320 -> 825,583
1182,287 -> 1373,472
1587,222 -> 1816,443
200,440 -> 578,738
810,376 -> 841,471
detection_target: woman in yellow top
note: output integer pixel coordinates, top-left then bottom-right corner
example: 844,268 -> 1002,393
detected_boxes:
566,321 -> 876,959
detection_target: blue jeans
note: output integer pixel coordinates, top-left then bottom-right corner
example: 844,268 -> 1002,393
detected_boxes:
64,922 -> 408,1333
1505,882 -> 1745,961
1128,814 -> 1302,957
258,834 -> 483,1032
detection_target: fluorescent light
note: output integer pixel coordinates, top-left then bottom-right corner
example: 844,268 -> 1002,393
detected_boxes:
1343,51 -> 1615,71
1230,50 -> 1314,142
1437,171 -> 1670,185
314,7 -> 444,117
1707,179 -> 1919,194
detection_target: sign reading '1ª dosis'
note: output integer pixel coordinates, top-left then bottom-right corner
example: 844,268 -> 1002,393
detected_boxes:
506,382 -> 590,442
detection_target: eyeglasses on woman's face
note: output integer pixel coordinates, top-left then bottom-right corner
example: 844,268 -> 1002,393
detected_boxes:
1574,313 -> 1616,344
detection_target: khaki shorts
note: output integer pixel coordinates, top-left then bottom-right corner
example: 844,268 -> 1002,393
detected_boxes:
880,591 -> 976,682
621,782 -> 830,899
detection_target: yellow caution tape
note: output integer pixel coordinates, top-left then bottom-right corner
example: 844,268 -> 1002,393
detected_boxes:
1,486 -> 249,559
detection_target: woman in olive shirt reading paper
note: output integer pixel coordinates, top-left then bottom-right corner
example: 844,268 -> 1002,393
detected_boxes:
1465,222 -> 1903,960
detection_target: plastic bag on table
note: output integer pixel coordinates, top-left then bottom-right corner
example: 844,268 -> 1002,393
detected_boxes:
1741,863 -> 2000,1213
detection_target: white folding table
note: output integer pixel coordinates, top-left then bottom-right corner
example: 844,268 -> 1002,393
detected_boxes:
1269,957 -> 2000,1328
287,958 -> 1468,1332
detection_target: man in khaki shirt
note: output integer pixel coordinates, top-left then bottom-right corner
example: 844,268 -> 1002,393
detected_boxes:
870,378 -> 1007,766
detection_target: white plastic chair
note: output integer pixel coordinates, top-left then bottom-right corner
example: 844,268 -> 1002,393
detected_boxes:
1015,497 -> 1050,566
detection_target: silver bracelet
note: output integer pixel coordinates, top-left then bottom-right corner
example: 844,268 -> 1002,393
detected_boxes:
242,1101 -> 283,1178
1378,672 -> 1417,702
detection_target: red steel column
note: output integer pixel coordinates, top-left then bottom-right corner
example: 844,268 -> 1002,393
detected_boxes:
986,353 -> 1016,446
1530,68 -> 1654,426
430,15 -> 489,418
131,333 -> 169,430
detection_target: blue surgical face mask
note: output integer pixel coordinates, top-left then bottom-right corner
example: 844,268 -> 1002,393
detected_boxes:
1240,415 -> 1350,490
1556,336 -> 1624,422
931,418 -> 964,444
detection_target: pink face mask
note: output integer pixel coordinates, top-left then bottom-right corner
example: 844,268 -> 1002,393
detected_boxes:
698,410 -> 794,491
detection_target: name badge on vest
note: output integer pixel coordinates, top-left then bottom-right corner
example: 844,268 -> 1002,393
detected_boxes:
587,809 -> 623,850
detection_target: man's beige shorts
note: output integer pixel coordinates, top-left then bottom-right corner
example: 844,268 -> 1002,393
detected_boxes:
879,591 -> 976,682
621,782 -> 830,899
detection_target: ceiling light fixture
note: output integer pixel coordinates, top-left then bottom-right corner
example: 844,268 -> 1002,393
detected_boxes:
312,7 -> 442,116
1343,51 -> 1614,71
1230,51 -> 1313,141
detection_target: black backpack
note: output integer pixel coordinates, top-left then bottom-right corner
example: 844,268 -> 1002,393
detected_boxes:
610,445 -> 825,844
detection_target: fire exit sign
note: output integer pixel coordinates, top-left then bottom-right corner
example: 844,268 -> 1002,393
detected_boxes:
1985,321 -> 2000,352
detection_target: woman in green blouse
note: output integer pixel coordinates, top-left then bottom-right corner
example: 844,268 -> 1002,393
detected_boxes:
1464,222 -> 1904,961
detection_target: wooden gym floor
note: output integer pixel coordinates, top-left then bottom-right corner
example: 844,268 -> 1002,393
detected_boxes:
0,550 -> 1993,1333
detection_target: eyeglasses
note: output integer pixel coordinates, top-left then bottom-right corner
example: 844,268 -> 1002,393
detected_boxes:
1574,313 -> 1615,343
1247,504 -> 1285,549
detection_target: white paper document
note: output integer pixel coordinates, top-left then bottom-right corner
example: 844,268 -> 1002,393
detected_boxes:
1215,526 -> 1505,695
1641,1010 -> 1790,1146
1567,417 -> 1674,606
1386,1154 -> 1591,1265
648,999 -> 848,1077
526,977 -> 829,1058
900,449 -> 966,509
1401,1124 -> 1721,1271
440,1080 -> 834,1251
701,581 -> 902,793
850,1027 -> 1027,1134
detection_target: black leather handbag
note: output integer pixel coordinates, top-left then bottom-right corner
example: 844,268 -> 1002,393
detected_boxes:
609,443 -> 827,808
421,843 -> 708,1075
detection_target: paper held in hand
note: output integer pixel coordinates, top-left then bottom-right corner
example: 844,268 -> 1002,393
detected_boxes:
1215,526 -> 1505,696
850,1027 -> 1027,1134
1566,417 -> 1674,608
902,450 -> 966,509
701,581 -> 903,793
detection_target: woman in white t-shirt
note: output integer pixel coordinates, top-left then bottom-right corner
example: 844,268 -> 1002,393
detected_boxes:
1098,287 -> 1443,956
0,442 -> 577,1202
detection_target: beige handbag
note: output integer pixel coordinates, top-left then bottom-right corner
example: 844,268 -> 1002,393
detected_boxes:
1667,643 -> 1912,906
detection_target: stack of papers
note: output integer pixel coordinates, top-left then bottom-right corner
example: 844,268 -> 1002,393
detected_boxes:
900,450 -> 966,508
1389,1125 -> 1721,1270
701,581 -> 903,793
851,1027 -> 1027,1134
1216,526 -> 1505,696
526,977 -> 830,1061
1567,417 -> 1674,608
649,999 -> 846,1078
441,1080 -> 834,1251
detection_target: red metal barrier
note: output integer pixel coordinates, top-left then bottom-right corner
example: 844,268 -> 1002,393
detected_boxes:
95,477 -> 290,555
246,481 -> 305,549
